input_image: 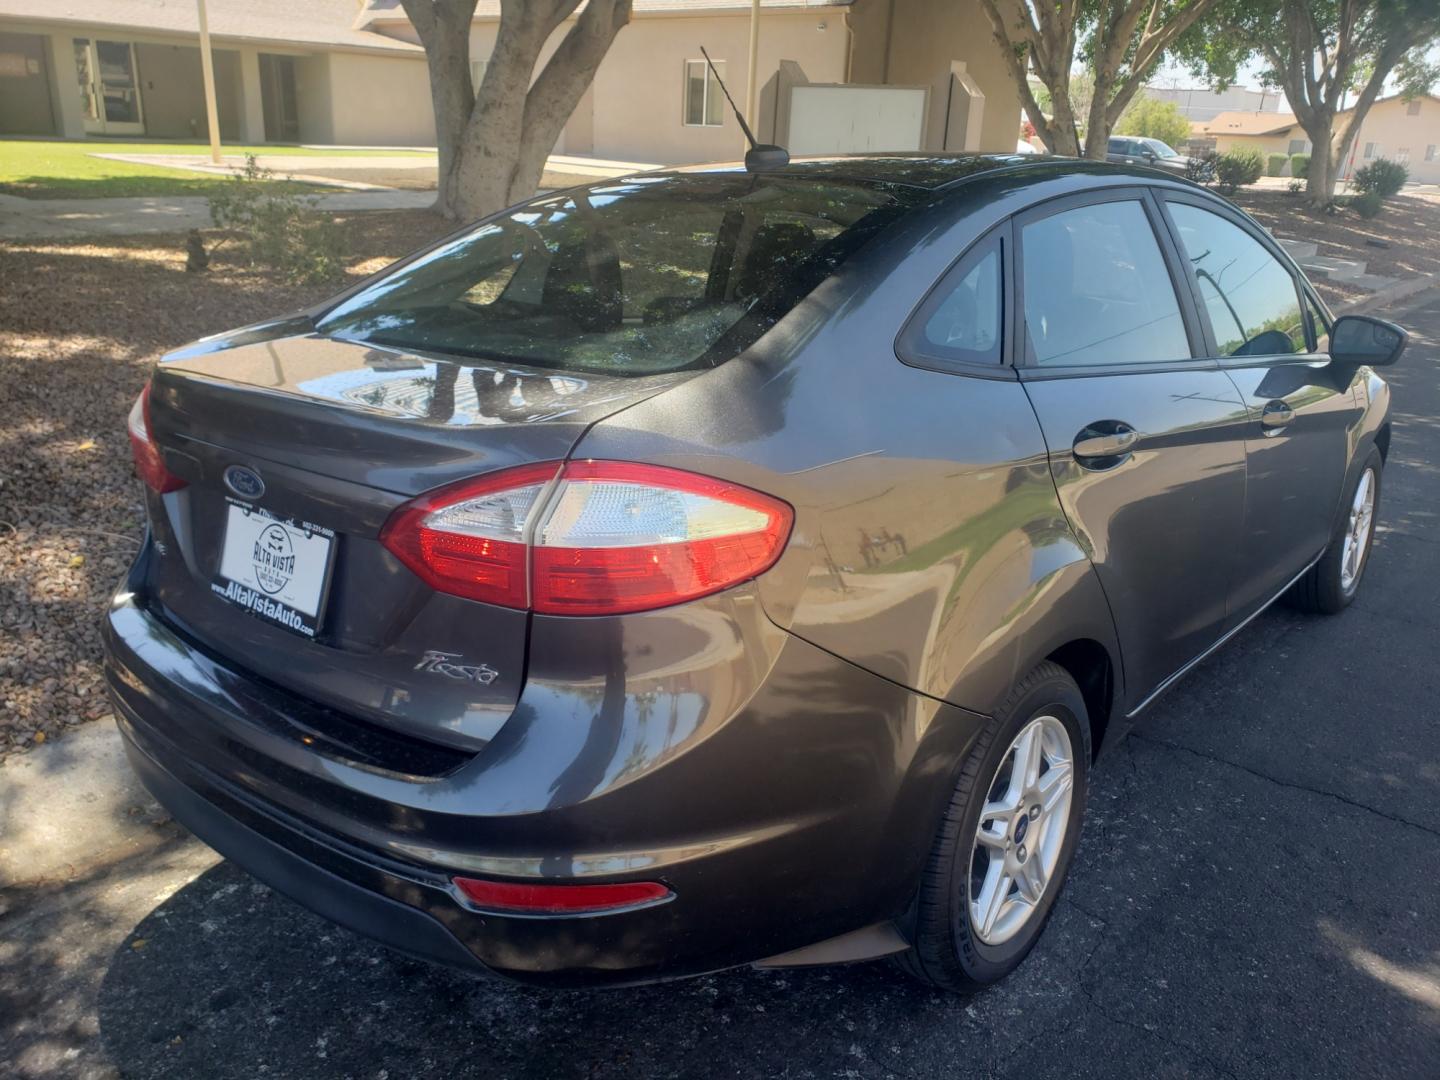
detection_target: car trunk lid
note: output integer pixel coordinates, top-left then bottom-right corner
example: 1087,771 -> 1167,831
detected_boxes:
139,331 -> 688,753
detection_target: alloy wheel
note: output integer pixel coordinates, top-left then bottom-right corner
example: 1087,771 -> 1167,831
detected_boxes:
1340,467 -> 1376,593
968,715 -> 1074,946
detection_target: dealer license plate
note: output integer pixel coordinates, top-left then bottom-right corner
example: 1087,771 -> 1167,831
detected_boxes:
211,501 -> 335,638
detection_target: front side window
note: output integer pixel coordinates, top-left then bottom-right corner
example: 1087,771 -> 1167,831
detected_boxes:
1021,200 -> 1190,367
684,59 -> 725,127
317,174 -> 919,376
1167,203 -> 1303,357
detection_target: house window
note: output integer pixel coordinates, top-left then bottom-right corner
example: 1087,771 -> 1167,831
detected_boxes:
1398,147 -> 1412,164
1364,142 -> 1377,159
1408,99 -> 1422,116
470,60 -> 488,97
683,59 -> 725,127
1287,138 -> 1309,155
1426,145 -> 1437,162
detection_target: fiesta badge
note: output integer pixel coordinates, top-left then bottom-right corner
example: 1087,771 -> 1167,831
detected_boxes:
224,464 -> 265,500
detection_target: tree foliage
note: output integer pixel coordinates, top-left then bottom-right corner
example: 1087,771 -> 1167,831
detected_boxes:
401,0 -> 633,220
979,0 -> 1224,158
1115,94 -> 1192,148
1176,0 -> 1440,205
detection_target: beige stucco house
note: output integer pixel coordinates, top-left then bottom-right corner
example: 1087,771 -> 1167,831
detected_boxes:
0,0 -> 1022,162
0,0 -> 436,145
1191,93 -> 1440,183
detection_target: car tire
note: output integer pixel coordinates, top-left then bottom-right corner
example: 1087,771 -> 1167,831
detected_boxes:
895,661 -> 1091,993
1288,446 -> 1383,615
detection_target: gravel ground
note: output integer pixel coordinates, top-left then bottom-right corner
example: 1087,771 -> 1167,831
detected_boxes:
0,211 -> 453,757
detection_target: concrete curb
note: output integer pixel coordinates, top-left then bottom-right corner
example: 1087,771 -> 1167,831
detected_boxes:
0,718 -> 171,890
1337,274 -> 1439,315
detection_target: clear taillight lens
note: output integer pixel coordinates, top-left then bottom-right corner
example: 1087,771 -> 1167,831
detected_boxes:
126,383 -> 187,493
379,461 -> 793,615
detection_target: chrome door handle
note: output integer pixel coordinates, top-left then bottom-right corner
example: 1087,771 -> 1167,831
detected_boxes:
1261,400 -> 1294,432
1073,422 -> 1139,465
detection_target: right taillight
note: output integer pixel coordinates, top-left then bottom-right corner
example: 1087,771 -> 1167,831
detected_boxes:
379,460 -> 793,616
126,383 -> 187,493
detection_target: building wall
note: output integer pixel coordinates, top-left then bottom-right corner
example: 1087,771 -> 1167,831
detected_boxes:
1339,96 -> 1440,183
458,11 -> 850,165
0,31 -> 56,134
1211,132 -> 1302,159
293,53 -> 334,144
133,43 -> 241,140
848,0 -> 1022,153
1147,85 -> 1283,122
324,51 -> 434,145
593,12 -> 850,163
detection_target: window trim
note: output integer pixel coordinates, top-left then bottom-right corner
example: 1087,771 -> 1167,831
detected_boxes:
1154,190 -> 1314,364
895,226 -> 1014,378
1010,186 -> 1212,380
682,58 -> 724,128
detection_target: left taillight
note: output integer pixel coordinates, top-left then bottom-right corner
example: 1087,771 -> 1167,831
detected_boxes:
126,383 -> 187,493
379,460 -> 793,616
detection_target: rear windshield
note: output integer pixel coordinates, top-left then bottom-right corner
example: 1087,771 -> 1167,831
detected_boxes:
316,173 -> 919,376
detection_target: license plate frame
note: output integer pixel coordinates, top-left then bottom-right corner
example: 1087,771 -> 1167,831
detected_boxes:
211,499 -> 337,639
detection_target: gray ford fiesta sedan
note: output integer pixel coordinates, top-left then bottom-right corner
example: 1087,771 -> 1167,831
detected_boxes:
105,154 -> 1403,991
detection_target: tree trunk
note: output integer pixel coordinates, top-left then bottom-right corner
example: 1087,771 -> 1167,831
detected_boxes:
404,0 -> 630,223
1304,122 -> 1334,206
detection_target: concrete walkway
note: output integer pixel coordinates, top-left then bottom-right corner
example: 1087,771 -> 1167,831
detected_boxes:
0,189 -> 437,240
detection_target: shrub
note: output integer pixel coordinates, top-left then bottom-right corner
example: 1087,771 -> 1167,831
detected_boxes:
1289,152 -> 1310,179
1287,179 -> 1304,196
1185,149 -> 1219,184
1352,157 -> 1408,197
209,155 -> 344,284
1266,152 -> 1289,177
1352,190 -> 1385,218
1215,146 -> 1265,192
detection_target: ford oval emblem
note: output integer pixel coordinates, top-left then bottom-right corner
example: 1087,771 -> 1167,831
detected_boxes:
223,464 -> 265,500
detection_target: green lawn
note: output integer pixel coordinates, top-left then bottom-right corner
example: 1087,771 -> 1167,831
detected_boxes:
0,139 -> 433,200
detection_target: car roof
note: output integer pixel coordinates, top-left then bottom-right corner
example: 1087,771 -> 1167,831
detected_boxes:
658,153 -> 1069,191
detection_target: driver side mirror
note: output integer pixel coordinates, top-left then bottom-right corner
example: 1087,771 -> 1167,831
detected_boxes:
1330,314 -> 1407,367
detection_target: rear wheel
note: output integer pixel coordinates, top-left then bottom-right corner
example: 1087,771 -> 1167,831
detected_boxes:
1288,447 -> 1382,615
895,662 -> 1090,992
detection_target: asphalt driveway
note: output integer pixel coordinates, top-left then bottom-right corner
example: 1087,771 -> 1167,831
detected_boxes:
4,296 -> 1439,1080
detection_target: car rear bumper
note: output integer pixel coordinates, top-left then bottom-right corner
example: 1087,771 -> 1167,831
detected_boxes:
103,546 -> 987,986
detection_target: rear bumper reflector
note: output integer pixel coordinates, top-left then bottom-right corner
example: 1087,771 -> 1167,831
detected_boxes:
451,876 -> 673,916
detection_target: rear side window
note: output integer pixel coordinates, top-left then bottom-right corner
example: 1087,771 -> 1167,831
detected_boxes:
1167,203 -> 1304,357
317,175 -> 918,376
902,236 -> 1003,367
1020,200 -> 1191,367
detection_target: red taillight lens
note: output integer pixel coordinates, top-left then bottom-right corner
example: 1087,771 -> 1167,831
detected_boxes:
378,463 -> 560,608
452,876 -> 671,914
379,461 -> 793,615
126,384 -> 187,493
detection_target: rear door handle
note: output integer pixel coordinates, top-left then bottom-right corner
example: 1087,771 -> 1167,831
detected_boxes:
1073,422 -> 1139,466
1261,400 -> 1294,433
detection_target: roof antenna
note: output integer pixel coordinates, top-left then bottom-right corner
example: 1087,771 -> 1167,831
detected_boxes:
700,46 -> 789,172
